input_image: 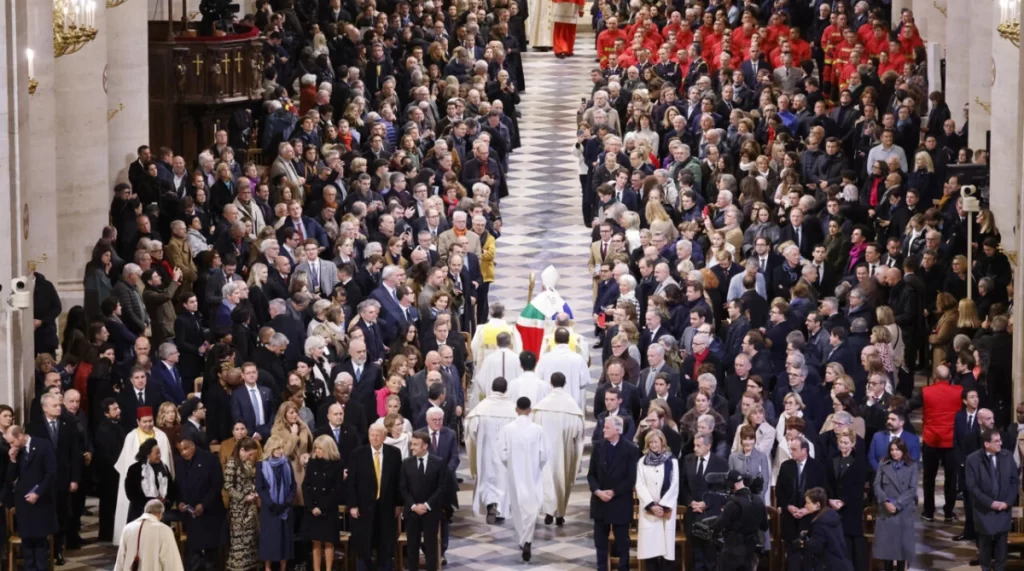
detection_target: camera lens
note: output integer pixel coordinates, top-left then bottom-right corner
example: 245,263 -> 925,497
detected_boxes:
14,281 -> 24,290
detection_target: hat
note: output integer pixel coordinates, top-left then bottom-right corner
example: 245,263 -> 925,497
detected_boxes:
136,406 -> 153,419
725,470 -> 745,485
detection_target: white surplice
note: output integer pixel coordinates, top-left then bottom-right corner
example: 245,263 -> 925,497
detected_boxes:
526,0 -> 554,49
539,330 -> 590,363
469,348 -> 523,410
465,392 -> 518,517
469,318 -> 522,367
506,370 -> 550,406
498,415 -> 550,546
531,388 -> 585,518
112,428 -> 175,545
113,513 -> 184,571
536,344 -> 591,411
634,458 -> 679,560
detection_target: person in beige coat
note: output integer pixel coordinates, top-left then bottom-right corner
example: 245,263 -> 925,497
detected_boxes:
437,211 -> 481,264
113,500 -> 183,571
164,221 -> 197,291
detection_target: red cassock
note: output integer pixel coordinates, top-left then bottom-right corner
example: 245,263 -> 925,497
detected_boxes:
552,0 -> 585,56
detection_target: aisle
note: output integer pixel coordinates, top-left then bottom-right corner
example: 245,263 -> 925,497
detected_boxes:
444,34 -> 605,571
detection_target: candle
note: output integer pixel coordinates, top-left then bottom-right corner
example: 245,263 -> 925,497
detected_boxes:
87,1 -> 95,28
63,6 -> 68,30
25,49 -> 34,78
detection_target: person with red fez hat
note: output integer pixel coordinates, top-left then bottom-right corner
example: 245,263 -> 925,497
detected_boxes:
111,404 -> 175,545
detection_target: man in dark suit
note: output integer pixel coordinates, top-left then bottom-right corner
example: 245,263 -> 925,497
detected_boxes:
740,45 -> 770,88
173,294 -> 207,386
779,208 -> 823,262
267,298 -> 306,370
252,334 -> 289,391
966,429 -> 1020,571
278,201 -> 330,249
680,433 -> 730,571
593,387 -> 637,445
593,360 -> 641,421
355,300 -> 389,363
5,425 -> 58,571
400,431 -> 448,571
347,425 -> 402,571
93,397 -> 125,542
424,408 -> 459,564
117,366 -> 165,430
824,327 -> 857,376
173,437 -> 225,570
369,265 -> 407,344
954,389 -> 982,542
315,376 -> 370,442
638,344 -> 680,400
314,402 -> 362,461
336,339 -> 384,424
587,415 -> 639,571
151,343 -> 188,405
231,363 -> 275,441
777,437 -> 829,571
179,397 -> 209,451
28,393 -> 81,564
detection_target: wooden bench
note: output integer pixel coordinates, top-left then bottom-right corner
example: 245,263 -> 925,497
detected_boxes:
6,508 -> 54,571
863,506 -> 879,570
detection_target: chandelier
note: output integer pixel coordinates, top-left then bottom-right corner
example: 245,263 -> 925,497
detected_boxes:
53,0 -> 98,58
106,0 -> 127,7
999,0 -> 1020,47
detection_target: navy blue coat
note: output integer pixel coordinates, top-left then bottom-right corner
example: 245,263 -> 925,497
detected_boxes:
256,461 -> 296,562
587,439 -> 640,525
8,438 -> 58,539
151,360 -> 187,405
174,449 -> 226,550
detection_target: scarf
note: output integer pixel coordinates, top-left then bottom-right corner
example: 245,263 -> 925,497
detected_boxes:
261,456 -> 293,519
644,450 -> 672,467
869,177 -> 882,207
140,462 -> 169,499
692,348 -> 709,379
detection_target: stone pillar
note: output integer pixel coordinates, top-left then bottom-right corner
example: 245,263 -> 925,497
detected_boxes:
968,0 -> 995,151
913,0 -> 946,45
944,0 -> 970,125
0,0 -> 46,417
107,0 -> 149,186
988,11 -> 1021,251
55,1 -> 109,294
891,0 -> 913,25
22,0 -> 58,278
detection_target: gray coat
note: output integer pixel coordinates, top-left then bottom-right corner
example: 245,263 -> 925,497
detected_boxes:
295,258 -> 338,298
728,450 -> 772,504
965,448 -> 1020,536
872,460 -> 918,561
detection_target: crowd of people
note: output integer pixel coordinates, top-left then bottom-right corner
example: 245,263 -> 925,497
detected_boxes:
3,1 -> 1022,571
566,0 -> 1018,570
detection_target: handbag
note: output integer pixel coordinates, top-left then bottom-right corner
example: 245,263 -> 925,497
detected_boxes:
130,520 -> 146,571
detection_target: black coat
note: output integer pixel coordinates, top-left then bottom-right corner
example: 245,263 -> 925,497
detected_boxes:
679,453 -> 729,532
346,444 -> 402,558
826,453 -> 868,536
173,312 -> 206,383
804,508 -> 854,571
315,400 -> 369,442
27,414 -> 82,488
93,419 -> 126,486
587,439 -> 640,525
267,314 -> 306,370
313,424 -> 361,465
173,449 -> 225,550
32,272 -> 62,355
776,457 -> 829,540
301,458 -> 345,542
180,420 -> 209,451
399,453 -> 447,514
8,438 -> 58,538
117,384 -> 165,430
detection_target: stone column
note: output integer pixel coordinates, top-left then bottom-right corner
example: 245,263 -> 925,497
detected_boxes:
988,11 -> 1022,250
22,0 -> 58,278
107,0 -> 150,186
55,1 -> 109,294
913,0 -> 946,45
943,0 -> 970,124
967,0 -> 995,150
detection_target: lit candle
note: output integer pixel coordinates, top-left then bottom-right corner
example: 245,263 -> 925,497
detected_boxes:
25,49 -> 34,78
63,6 -> 68,30
87,1 -> 95,28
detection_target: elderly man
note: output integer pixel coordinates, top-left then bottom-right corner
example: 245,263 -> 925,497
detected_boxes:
348,424 -> 402,571
113,500 -> 183,571
466,377 -> 518,524
588,415 -> 639,571
269,142 -> 304,195
164,220 -> 197,289
437,210 -> 482,264
114,264 -> 149,335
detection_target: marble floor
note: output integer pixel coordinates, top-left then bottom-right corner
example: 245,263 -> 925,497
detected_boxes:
59,29 -> 992,571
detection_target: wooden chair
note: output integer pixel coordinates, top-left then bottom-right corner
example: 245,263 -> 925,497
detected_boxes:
395,512 -> 441,571
863,506 -> 878,570
5,508 -> 54,571
769,506 -> 783,571
337,505 -> 352,571
1007,506 -> 1024,552
676,506 -> 689,570
608,495 -> 640,570
172,520 -> 187,559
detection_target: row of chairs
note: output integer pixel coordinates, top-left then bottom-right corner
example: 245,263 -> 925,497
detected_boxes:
5,508 -> 54,571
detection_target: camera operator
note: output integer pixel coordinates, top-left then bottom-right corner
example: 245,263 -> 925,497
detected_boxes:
712,470 -> 767,571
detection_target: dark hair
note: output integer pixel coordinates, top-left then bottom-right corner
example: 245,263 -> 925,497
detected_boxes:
136,438 -> 161,463
427,381 -> 446,400
519,350 -> 537,370
516,397 -> 532,410
888,437 -> 912,466
491,376 -> 508,394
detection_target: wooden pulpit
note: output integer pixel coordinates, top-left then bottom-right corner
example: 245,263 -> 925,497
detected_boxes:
149,21 -> 265,162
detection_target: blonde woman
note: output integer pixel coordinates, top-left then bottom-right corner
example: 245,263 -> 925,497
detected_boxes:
257,436 -> 297,570
383,412 -> 411,459
269,402 -> 313,505
929,292 -> 959,369
635,429 -> 679,568
156,401 -> 182,450
730,403 -> 776,457
876,306 -> 904,371
774,393 -> 809,481
302,435 -> 344,571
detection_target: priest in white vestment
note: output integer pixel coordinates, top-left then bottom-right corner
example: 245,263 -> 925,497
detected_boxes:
536,328 -> 592,410
113,500 -> 184,571
470,303 -> 521,368
498,397 -> 550,561
526,0 -> 554,54
531,373 -> 585,524
468,333 -> 522,409
465,379 -> 518,522
539,313 -> 589,363
507,352 -> 550,405
112,407 -> 175,546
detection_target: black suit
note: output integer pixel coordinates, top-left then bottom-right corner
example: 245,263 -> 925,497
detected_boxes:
346,444 -> 402,570
587,438 -> 639,571
826,452 -> 868,571
779,223 -> 823,260
314,424 -> 361,465
93,418 -> 125,541
117,384 -> 165,429
180,419 -> 209,451
957,410 -> 983,538
399,454 -> 448,571
8,437 -> 58,571
315,400 -> 369,443
777,457 -> 829,569
27,415 -> 81,555
680,452 -> 729,571
173,311 -> 206,384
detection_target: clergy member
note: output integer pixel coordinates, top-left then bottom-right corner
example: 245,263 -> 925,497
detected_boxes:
470,303 -> 521,370
470,333 -> 522,408
465,377 -> 518,523
498,397 -> 550,562
532,372 -> 585,526
112,406 -> 175,545
536,328 -> 592,410
507,351 -> 549,405
540,313 -> 589,363
113,500 -> 184,571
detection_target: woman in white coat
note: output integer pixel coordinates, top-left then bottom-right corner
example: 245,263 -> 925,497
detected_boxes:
635,429 -> 679,570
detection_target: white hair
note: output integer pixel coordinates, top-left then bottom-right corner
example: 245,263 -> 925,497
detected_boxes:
122,263 -> 142,278
304,335 -> 327,356
426,406 -> 445,420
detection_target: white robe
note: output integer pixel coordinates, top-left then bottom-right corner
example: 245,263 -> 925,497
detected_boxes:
531,388 -> 585,517
469,349 -> 523,409
526,0 -> 554,49
540,330 -> 590,363
498,416 -> 550,546
470,318 -> 522,366
635,459 -> 679,560
465,393 -> 518,517
507,371 -> 550,406
113,513 -> 184,571
112,428 -> 175,546
536,345 -> 591,411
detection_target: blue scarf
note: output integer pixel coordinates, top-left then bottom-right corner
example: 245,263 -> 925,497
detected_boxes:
262,456 -> 292,519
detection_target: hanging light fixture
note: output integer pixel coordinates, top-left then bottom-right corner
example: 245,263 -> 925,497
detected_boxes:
999,0 -> 1020,47
106,0 -> 128,7
52,0 -> 98,58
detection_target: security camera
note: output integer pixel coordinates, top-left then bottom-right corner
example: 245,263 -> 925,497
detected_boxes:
9,276 -> 31,310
